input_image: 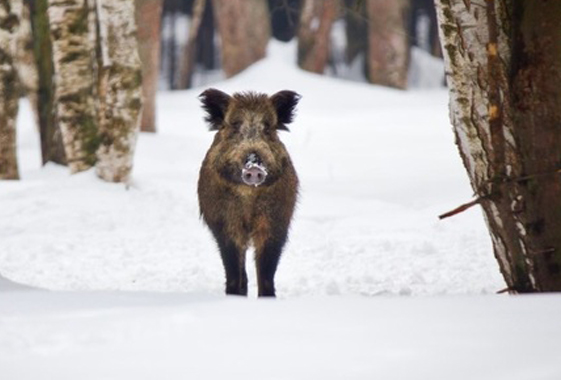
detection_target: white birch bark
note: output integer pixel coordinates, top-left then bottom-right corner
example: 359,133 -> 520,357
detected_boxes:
435,0 -> 518,286
48,0 -> 99,173
0,0 -> 22,180
434,0 -> 547,291
94,0 -> 143,183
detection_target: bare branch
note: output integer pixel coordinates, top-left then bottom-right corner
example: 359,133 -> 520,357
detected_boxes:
438,197 -> 484,220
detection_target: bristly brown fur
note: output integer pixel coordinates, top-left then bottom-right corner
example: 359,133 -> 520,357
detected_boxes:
198,89 -> 300,297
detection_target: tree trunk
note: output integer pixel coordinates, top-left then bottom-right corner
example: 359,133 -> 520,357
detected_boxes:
344,0 -> 367,64
297,0 -> 338,74
212,0 -> 271,77
436,0 -> 561,291
366,0 -> 410,89
94,0 -> 143,183
166,5 -> 177,90
0,0 -> 21,180
48,0 -> 99,173
195,0 -> 215,70
176,0 -> 206,89
29,0 -> 66,165
268,0 -> 301,42
408,0 -> 440,57
135,0 -> 162,132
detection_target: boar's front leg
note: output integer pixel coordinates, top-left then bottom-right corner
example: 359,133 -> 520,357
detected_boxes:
255,238 -> 286,297
215,235 -> 248,296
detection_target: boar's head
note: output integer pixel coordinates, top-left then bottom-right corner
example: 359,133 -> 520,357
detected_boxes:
199,89 -> 300,187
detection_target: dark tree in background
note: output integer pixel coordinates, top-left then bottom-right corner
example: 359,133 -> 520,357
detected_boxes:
195,0 -> 215,72
436,0 -> 561,291
344,0 -> 367,65
269,0 -> 301,42
297,0 -> 338,74
161,0 -> 183,89
409,0 -> 440,58
29,0 -> 66,165
177,0 -> 207,89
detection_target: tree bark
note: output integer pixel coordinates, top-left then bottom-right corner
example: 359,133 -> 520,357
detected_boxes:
135,0 -> 162,132
94,0 -> 143,183
48,0 -> 99,173
297,0 -> 338,74
212,0 -> 271,77
366,0 -> 410,89
436,0 -> 561,291
0,0 -> 21,180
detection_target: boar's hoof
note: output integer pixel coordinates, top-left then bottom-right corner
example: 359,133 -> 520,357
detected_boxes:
242,166 -> 266,187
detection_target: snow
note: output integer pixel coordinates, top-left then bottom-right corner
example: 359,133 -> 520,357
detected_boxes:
2,292 -> 561,380
1,41 -> 560,378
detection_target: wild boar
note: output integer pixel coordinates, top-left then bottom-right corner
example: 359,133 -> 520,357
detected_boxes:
198,88 -> 300,297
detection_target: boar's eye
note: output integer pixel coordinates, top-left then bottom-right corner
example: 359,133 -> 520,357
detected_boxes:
230,120 -> 242,131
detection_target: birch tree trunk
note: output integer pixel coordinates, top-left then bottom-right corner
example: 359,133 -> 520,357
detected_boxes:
95,0 -> 143,183
212,0 -> 271,77
0,0 -> 21,180
436,0 -> 561,292
366,0 -> 410,89
48,0 -> 99,173
297,0 -> 338,74
135,0 -> 162,132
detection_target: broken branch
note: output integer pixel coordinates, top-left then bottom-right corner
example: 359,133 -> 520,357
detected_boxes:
438,197 -> 484,220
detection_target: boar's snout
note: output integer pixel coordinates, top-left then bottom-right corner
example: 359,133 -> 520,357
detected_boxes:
242,166 -> 266,186
242,153 -> 267,187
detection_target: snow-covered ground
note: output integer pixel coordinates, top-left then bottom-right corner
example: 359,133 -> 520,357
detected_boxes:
1,41 -> 560,379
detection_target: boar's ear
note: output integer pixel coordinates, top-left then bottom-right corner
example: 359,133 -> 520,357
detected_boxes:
270,90 -> 301,130
199,88 -> 231,130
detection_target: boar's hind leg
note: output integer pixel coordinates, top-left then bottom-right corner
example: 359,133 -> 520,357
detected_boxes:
256,238 -> 286,297
216,238 -> 248,296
